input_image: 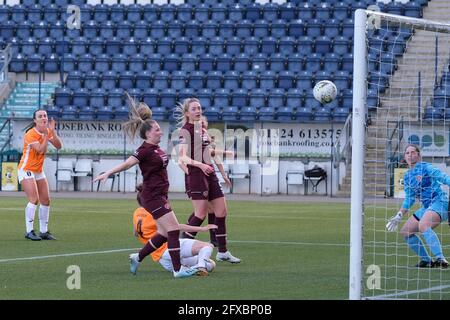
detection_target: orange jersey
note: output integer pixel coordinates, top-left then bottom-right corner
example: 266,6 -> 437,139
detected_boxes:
18,128 -> 53,173
132,207 -> 167,262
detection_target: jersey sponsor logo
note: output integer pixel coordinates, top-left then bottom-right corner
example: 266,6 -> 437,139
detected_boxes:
26,171 -> 32,177
203,191 -> 209,198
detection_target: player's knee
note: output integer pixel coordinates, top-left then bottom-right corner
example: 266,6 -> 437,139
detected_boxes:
29,198 -> 39,205
41,199 -> 50,206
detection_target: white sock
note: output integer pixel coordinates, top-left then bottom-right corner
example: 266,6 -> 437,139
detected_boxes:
39,205 -> 50,233
25,202 -> 37,233
197,246 -> 213,269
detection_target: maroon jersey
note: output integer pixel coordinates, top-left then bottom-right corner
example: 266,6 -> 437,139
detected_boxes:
179,122 -> 213,170
132,142 -> 169,198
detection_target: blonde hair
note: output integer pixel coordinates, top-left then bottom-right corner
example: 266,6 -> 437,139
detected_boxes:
123,92 -> 155,140
174,97 -> 201,128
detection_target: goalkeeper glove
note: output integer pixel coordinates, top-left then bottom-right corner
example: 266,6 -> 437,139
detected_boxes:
386,211 -> 403,232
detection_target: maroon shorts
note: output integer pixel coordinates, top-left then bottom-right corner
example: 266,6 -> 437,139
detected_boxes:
188,170 -> 224,201
184,174 -> 191,199
141,195 -> 173,220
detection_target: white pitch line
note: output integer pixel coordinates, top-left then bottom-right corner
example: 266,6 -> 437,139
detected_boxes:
0,240 -> 348,263
369,284 -> 450,299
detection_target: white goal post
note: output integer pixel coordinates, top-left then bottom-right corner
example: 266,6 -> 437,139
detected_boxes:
350,9 -> 450,300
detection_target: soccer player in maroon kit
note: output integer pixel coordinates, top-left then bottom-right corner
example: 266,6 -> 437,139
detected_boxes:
94,97 -> 198,278
176,98 -> 241,263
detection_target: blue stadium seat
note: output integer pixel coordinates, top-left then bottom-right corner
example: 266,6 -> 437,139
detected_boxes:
49,21 -> 64,39
197,88 -> 213,108
26,54 -> 41,73
249,88 -> 266,108
89,88 -> 105,109
101,70 -> 117,91
404,2 -> 422,18
254,20 -> 270,38
341,53 -> 353,71
129,54 -> 145,73
72,88 -> 89,107
119,71 -> 135,91
280,2 -> 297,21
252,53 -> 268,72
84,70 -> 99,90
259,70 -> 276,90
222,106 -> 239,121
305,53 -> 322,73
341,20 -> 354,39
297,106 -> 313,121
213,88 -> 230,108
177,4 -> 193,23
143,88 -> 158,107
216,54 -> 232,72
433,89 -> 448,109
17,21 -> 32,40
174,37 -> 190,55
304,93 -> 321,109
333,36 -> 350,55
262,3 -> 279,22
334,70 -> 351,91
386,35 -> 406,56
267,88 -> 285,109
227,37 -> 243,56
127,4 -> 142,22
271,19 -> 287,38
315,36 -> 332,55
259,106 -> 276,121
242,71 -> 257,90
61,53 -> 75,72
0,20 -> 14,39
37,37 -> 53,57
78,105 -> 95,120
93,4 -> 110,24
114,105 -> 130,120
151,107 -> 166,121
424,106 -> 443,121
184,21 -> 200,38
45,105 -> 60,119
171,70 -> 187,91
77,53 -> 92,74
99,21 -> 114,40
323,53 -> 340,73
188,71 -> 205,91
181,53 -> 197,73
55,87 -> 72,107
160,88 -> 177,109
278,71 -> 295,90
11,5 -> 26,24
135,70 -> 152,91
229,4 -> 244,22
78,4 -> 92,23
224,70 -> 240,91
143,4 -> 158,23
194,4 -> 210,23
261,37 -> 277,55
242,37 -> 259,56
133,21 -> 148,40
178,88 -> 195,102
0,5 -> 9,23
239,106 -> 257,121
203,106 -> 222,121
236,20 -> 252,39
199,53 -> 215,73
315,70 -> 332,83
333,107 -> 350,122
286,53 -> 303,72
22,37 -> 37,56
341,89 -> 353,108
122,38 -> 139,57
153,71 -> 169,90
296,71 -> 313,91
84,20 -> 98,40
286,88 -> 303,109
279,37 -> 296,55
156,37 -> 173,55
323,19 -> 341,39
89,37 -> 104,56
168,20 -> 183,39
333,2 -> 350,21
111,54 -> 127,74
206,71 -> 223,90
70,37 -> 87,56
117,21 -> 132,40
306,19 -> 322,38
61,105 -> 78,120
219,20 -> 235,39
209,37 -> 224,56
277,106 -> 295,122
231,88 -> 248,107
105,37 -> 121,56
140,38 -> 156,55
314,106 -> 332,121
108,88 -> 124,109
202,20 -> 217,39
287,19 -> 304,38
245,3 -> 261,21
297,36 -> 313,56
316,3 -> 332,20
34,20 -> 50,40
97,106 -> 114,121
145,53 -> 162,72
191,37 -> 207,56
234,54 -> 250,73
111,4 -> 126,24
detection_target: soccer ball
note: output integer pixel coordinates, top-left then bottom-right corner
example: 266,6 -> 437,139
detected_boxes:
313,80 -> 338,104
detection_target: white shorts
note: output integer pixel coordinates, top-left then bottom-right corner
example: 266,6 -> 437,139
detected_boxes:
18,169 -> 46,183
159,239 -> 196,272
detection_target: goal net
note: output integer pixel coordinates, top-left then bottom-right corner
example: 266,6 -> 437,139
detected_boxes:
350,9 -> 450,300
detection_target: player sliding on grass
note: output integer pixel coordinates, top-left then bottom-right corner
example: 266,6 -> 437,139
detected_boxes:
94,94 -> 198,278
387,144 -> 450,268
132,184 -> 217,276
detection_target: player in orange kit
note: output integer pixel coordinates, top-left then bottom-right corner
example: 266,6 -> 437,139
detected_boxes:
18,110 -> 62,241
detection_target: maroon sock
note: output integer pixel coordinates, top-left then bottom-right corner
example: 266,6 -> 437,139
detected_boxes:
138,233 -> 167,262
167,230 -> 181,272
183,214 -> 204,239
215,217 -> 227,253
208,213 -> 217,244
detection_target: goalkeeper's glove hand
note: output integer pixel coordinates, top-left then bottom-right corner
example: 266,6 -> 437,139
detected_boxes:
386,211 -> 403,232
